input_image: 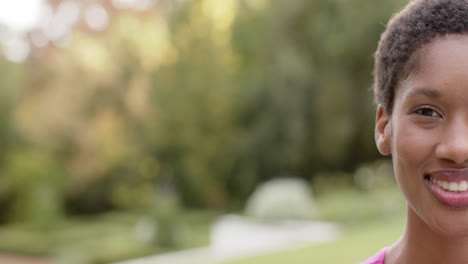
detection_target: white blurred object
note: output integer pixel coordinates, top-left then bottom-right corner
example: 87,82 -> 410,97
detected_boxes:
2,35 -> 30,63
85,4 -> 109,31
112,0 -> 157,10
0,0 -> 43,32
0,1 -> 43,62
245,177 -> 317,220
211,214 -> 339,260
112,213 -> 339,264
111,247 -> 212,264
134,216 -> 156,244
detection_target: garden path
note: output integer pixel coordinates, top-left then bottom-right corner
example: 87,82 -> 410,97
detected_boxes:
114,216 -> 339,264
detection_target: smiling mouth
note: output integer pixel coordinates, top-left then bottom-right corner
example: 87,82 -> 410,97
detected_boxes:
428,177 -> 468,192
425,172 -> 468,208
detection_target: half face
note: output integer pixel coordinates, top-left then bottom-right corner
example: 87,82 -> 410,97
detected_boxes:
376,34 -> 468,237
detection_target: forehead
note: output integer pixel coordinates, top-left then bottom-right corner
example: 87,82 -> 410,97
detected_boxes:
415,35 -> 468,75
397,34 -> 468,98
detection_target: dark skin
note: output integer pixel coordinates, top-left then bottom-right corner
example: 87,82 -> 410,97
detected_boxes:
376,34 -> 468,264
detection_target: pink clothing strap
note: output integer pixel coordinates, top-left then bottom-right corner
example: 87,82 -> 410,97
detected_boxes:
360,247 -> 387,264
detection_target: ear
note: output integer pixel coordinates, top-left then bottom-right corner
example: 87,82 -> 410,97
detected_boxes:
375,105 -> 392,156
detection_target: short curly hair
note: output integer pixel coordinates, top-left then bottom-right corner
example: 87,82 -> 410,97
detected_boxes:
374,0 -> 468,114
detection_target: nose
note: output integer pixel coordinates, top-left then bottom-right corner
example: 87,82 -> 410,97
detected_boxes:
435,119 -> 468,164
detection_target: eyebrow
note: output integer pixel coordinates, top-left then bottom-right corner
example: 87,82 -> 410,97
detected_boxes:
403,88 -> 441,99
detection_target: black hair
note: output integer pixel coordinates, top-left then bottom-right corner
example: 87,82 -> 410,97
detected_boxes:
374,0 -> 468,114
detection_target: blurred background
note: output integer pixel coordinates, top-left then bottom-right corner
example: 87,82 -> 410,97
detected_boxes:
0,0 -> 409,263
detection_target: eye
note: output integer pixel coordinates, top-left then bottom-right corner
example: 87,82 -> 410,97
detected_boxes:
412,106 -> 442,118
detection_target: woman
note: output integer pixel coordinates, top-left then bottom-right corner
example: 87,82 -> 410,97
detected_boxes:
364,0 -> 468,263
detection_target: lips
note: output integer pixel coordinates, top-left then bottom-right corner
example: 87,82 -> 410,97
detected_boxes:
426,169 -> 468,208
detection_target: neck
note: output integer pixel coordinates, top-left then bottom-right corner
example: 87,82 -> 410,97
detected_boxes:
387,206 -> 468,264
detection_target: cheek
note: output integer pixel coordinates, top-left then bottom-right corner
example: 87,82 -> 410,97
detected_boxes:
391,123 -> 435,191
393,125 -> 433,167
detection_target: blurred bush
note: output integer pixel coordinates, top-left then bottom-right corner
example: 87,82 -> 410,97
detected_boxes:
0,0 -> 409,225
245,177 -> 316,221
152,187 -> 182,248
3,149 -> 64,228
315,160 -> 403,224
354,160 -> 395,190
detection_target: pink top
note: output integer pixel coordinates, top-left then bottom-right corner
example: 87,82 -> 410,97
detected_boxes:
360,247 -> 386,264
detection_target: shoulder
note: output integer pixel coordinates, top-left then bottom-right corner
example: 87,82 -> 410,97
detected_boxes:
360,247 -> 387,264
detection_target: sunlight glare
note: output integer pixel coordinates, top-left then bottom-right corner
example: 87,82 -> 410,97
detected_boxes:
112,0 -> 156,10
3,36 -> 30,62
85,4 -> 109,31
0,0 -> 43,32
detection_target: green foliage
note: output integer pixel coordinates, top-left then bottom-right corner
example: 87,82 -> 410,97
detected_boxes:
3,149 -> 65,228
0,0 -> 418,262
152,189 -> 182,247
0,0 -> 411,220
316,186 -> 405,225
142,0 -> 410,208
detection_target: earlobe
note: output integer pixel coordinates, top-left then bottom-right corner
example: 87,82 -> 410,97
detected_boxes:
375,105 -> 392,156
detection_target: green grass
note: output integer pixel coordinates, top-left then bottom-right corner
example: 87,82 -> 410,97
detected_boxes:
0,209 -> 219,264
0,186 -> 407,264
222,215 -> 406,264
222,185 -> 407,264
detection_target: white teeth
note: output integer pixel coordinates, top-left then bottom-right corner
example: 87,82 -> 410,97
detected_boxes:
431,178 -> 468,192
443,181 -> 449,189
460,181 -> 468,191
449,182 -> 458,191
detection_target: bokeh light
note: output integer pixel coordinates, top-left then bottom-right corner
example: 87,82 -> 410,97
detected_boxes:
85,4 -> 109,31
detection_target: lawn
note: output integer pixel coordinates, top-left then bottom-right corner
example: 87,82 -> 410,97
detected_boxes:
0,209 -> 219,264
222,214 -> 406,264
0,185 -> 407,264
222,184 -> 407,264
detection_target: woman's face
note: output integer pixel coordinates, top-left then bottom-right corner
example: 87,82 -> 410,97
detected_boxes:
376,34 -> 468,237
